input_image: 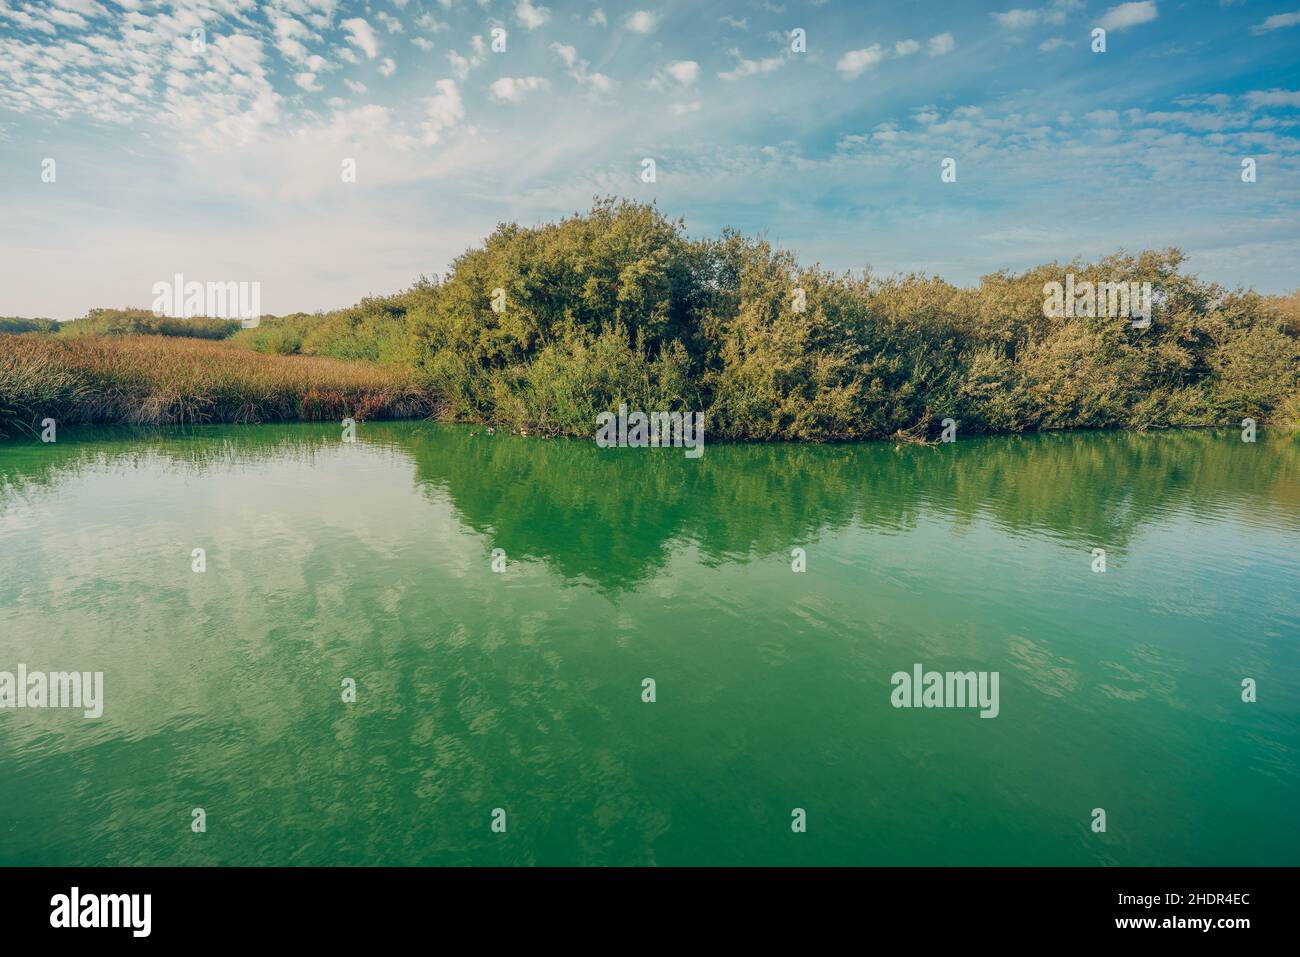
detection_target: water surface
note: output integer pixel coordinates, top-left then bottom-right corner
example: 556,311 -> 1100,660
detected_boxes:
1,423 -> 1297,865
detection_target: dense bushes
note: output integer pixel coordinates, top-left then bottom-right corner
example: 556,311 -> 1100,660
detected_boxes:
2,309 -> 242,339
58,308 -> 243,340
229,289 -> 420,362
0,317 -> 59,334
397,199 -> 1298,439
6,199 -> 1296,440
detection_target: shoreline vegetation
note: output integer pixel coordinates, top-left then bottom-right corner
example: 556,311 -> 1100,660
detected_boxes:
2,199 -> 1298,442
0,336 -> 433,435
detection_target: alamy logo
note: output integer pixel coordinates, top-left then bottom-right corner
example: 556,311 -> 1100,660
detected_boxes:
1043,273 -> 1152,328
50,887 -> 151,937
0,665 -> 103,718
151,273 -> 262,328
595,405 -> 705,458
890,663 -> 1000,718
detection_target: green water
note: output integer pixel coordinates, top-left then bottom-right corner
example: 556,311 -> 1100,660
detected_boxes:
0,423 -> 1296,866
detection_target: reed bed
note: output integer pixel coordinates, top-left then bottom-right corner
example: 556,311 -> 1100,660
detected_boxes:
0,334 -> 435,438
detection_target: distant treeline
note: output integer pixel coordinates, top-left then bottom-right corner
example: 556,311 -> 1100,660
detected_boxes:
1,317 -> 59,334
6,199 -> 1299,439
3,309 -> 242,340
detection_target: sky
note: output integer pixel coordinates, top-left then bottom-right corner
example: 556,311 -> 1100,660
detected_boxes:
0,0 -> 1298,320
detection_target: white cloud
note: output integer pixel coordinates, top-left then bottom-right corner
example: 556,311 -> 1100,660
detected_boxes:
213,34 -> 269,77
995,0 -> 1082,30
341,18 -> 379,60
516,0 -> 550,30
671,101 -> 701,114
928,33 -> 955,56
625,10 -> 657,34
344,78 -> 367,94
836,45 -> 884,79
894,39 -> 920,56
271,16 -> 317,65
1098,2 -> 1158,31
1251,11 -> 1300,34
415,12 -> 450,33
276,36 -> 310,64
412,37 -> 433,51
1245,88 -> 1300,108
589,8 -> 607,27
551,42 -> 578,68
294,72 -> 322,92
379,57 -> 396,77
0,4 -> 56,34
1039,37 -> 1072,51
549,42 -> 615,96
1045,0 -> 1082,24
47,8 -> 88,29
663,60 -> 700,86
447,40 -> 486,81
422,78 -> 463,143
489,75 -> 549,103
719,49 -> 783,81
992,9 -> 1040,29
1194,93 -> 1233,110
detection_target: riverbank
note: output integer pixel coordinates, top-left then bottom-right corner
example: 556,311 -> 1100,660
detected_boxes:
0,334 -> 435,438
3,327 -> 1297,443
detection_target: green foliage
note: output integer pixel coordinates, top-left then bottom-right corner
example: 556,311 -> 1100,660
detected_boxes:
231,287 -> 428,363
58,308 -> 241,340
496,326 -> 699,435
401,199 -> 1300,439
20,201 -> 1298,442
232,316 -> 307,355
0,317 -> 58,334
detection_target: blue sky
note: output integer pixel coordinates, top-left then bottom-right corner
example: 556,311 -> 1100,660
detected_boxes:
1,0 -> 1298,319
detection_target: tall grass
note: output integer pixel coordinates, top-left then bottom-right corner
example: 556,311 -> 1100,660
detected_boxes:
0,335 -> 435,439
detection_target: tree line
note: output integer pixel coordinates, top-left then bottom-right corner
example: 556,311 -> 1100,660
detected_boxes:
11,198 -> 1300,439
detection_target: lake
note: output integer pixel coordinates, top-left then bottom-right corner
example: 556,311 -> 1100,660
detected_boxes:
1,423 -> 1297,865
